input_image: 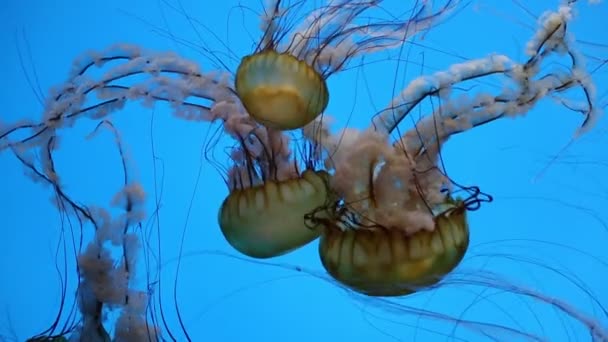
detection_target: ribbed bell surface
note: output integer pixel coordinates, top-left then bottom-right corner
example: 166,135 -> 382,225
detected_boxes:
235,51 -> 329,130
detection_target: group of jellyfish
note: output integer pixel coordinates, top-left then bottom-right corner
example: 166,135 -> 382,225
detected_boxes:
1,0 -> 606,340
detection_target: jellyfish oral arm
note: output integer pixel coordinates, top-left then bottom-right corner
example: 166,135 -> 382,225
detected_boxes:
372,4 -> 601,138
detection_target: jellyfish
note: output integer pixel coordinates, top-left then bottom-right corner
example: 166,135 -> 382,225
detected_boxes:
217,0 -> 458,257
1,0 -> 607,341
233,1 -> 329,130
319,196 -> 472,297
1,1 -> 463,339
218,0 -> 463,258
293,1 -> 604,301
233,0 -> 457,130
298,123 -> 473,296
235,50 -> 329,130
215,123 -> 333,258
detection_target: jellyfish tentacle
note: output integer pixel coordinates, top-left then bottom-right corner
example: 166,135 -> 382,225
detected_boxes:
372,4 -> 601,138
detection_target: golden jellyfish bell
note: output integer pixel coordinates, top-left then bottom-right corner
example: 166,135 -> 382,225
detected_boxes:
318,200 -> 469,296
218,170 -> 332,259
235,51 -> 329,130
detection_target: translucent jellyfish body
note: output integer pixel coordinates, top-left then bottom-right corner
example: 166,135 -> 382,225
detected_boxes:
303,126 -> 473,296
319,201 -> 469,296
2,1 -> 605,340
219,169 -> 331,258
236,51 -> 329,130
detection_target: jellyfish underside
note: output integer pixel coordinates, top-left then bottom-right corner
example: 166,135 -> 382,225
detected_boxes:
319,203 -> 469,296
235,50 -> 329,130
218,169 -> 331,258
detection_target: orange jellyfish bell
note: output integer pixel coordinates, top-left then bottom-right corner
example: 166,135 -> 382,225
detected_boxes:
235,51 -> 329,130
318,199 -> 469,297
218,169 -> 332,259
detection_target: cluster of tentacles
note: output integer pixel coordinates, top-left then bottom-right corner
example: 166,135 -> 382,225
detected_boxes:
1,0 -> 604,340
217,0 -> 600,299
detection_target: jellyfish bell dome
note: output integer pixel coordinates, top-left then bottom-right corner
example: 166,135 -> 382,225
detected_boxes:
218,169 -> 333,259
318,199 -> 469,296
235,51 -> 329,131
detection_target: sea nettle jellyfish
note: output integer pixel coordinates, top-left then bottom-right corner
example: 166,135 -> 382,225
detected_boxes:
306,125 -> 481,296
298,1 -> 603,303
215,0 -> 459,257
0,0 -> 606,341
214,118 -> 332,258
0,0 -> 462,339
220,0 -> 462,257
233,0 -> 457,130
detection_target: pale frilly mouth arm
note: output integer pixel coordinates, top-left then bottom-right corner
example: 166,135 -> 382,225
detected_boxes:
300,2 -> 602,236
371,5 -> 600,140
2,1 -> 606,341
